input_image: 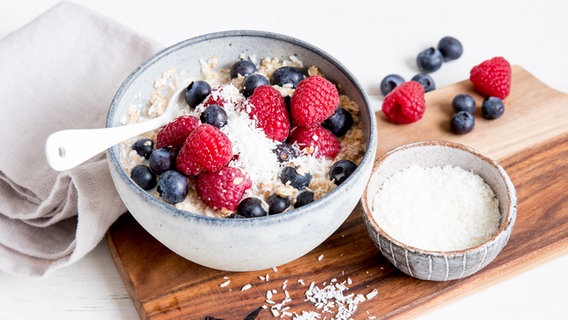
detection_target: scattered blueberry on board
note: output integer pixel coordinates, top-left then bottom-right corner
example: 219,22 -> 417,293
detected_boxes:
416,47 -> 444,73
481,96 -> 505,119
411,73 -> 436,92
380,74 -> 405,96
437,36 -> 463,62
452,93 -> 476,114
450,111 -> 475,134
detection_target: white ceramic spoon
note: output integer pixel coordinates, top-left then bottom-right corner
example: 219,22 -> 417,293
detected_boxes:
45,88 -> 186,171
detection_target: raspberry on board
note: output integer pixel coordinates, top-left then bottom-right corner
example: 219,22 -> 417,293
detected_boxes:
156,115 -> 200,151
176,124 -> 232,176
290,75 -> 339,127
289,125 -> 341,159
469,56 -> 511,99
381,81 -> 426,124
246,85 -> 291,141
196,167 -> 252,211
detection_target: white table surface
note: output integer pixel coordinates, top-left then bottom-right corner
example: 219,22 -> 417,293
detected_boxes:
1,1 -> 567,319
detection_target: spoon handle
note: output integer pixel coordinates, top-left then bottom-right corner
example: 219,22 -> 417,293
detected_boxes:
45,116 -> 167,171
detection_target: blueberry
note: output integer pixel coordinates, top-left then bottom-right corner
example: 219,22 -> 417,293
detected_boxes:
380,74 -> 405,96
267,194 -> 291,215
185,80 -> 211,108
295,191 -> 314,208
416,47 -> 444,73
280,166 -> 312,190
270,66 -> 304,88
132,138 -> 154,159
329,160 -> 357,185
411,74 -> 436,92
131,165 -> 157,190
437,36 -> 463,62
273,143 -> 297,163
450,111 -> 475,134
481,97 -> 505,119
237,197 -> 267,218
230,60 -> 257,79
452,93 -> 476,114
242,74 -> 269,98
200,104 -> 228,128
322,107 -> 354,137
157,170 -> 189,204
149,147 -> 176,174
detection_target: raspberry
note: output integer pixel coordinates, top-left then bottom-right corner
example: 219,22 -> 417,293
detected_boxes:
156,115 -> 200,151
469,56 -> 511,99
381,81 -> 425,124
246,85 -> 290,141
290,75 -> 339,127
176,124 -> 232,176
202,86 -> 227,107
196,167 -> 252,211
289,125 -> 341,159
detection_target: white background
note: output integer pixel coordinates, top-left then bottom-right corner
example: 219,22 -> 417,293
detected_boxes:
1,0 -> 567,319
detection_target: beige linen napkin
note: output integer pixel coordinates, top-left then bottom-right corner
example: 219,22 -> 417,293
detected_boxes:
0,1 -> 162,277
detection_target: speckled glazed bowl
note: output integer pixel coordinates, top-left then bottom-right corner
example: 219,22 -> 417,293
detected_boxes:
361,140 -> 516,281
106,30 -> 377,271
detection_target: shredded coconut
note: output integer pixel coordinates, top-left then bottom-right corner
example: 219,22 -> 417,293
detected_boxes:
372,165 -> 501,251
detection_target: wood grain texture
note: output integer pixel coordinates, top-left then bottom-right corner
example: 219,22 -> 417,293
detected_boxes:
106,66 -> 568,320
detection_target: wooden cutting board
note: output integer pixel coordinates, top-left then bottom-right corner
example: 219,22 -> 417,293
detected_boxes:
106,66 -> 568,320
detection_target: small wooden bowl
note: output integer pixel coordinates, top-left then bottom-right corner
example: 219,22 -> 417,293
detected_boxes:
360,140 -> 517,281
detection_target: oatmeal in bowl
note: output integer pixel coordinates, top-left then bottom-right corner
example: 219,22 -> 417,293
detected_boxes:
106,30 -> 377,271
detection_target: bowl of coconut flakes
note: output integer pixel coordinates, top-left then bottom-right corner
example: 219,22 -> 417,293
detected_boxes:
361,140 -> 516,281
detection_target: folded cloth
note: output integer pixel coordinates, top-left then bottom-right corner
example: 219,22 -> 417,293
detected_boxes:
0,1 -> 163,277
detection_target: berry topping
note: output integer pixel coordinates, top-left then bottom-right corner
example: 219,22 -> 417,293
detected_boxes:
270,66 -> 304,88
202,86 -> 227,107
200,104 -> 228,128
176,124 -> 233,176
322,107 -> 354,137
132,138 -> 154,159
130,165 -> 157,190
437,36 -> 463,62
237,197 -> 268,218
230,60 -> 257,79
411,73 -> 436,92
273,143 -> 297,163
289,125 -> 341,159
196,167 -> 252,211
157,170 -> 189,204
381,81 -> 426,124
149,147 -> 176,174
481,96 -> 505,119
380,74 -> 405,96
416,47 -> 444,73
280,166 -> 312,190
246,85 -> 291,141
452,93 -> 476,114
185,80 -> 211,108
156,115 -> 200,151
469,56 -> 512,99
295,191 -> 314,208
450,111 -> 475,134
329,160 -> 357,185
290,75 -> 339,127
267,194 -> 291,215
242,74 -> 270,98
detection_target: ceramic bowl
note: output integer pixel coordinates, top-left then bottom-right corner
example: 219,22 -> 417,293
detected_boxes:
361,140 -> 516,281
106,30 -> 377,271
